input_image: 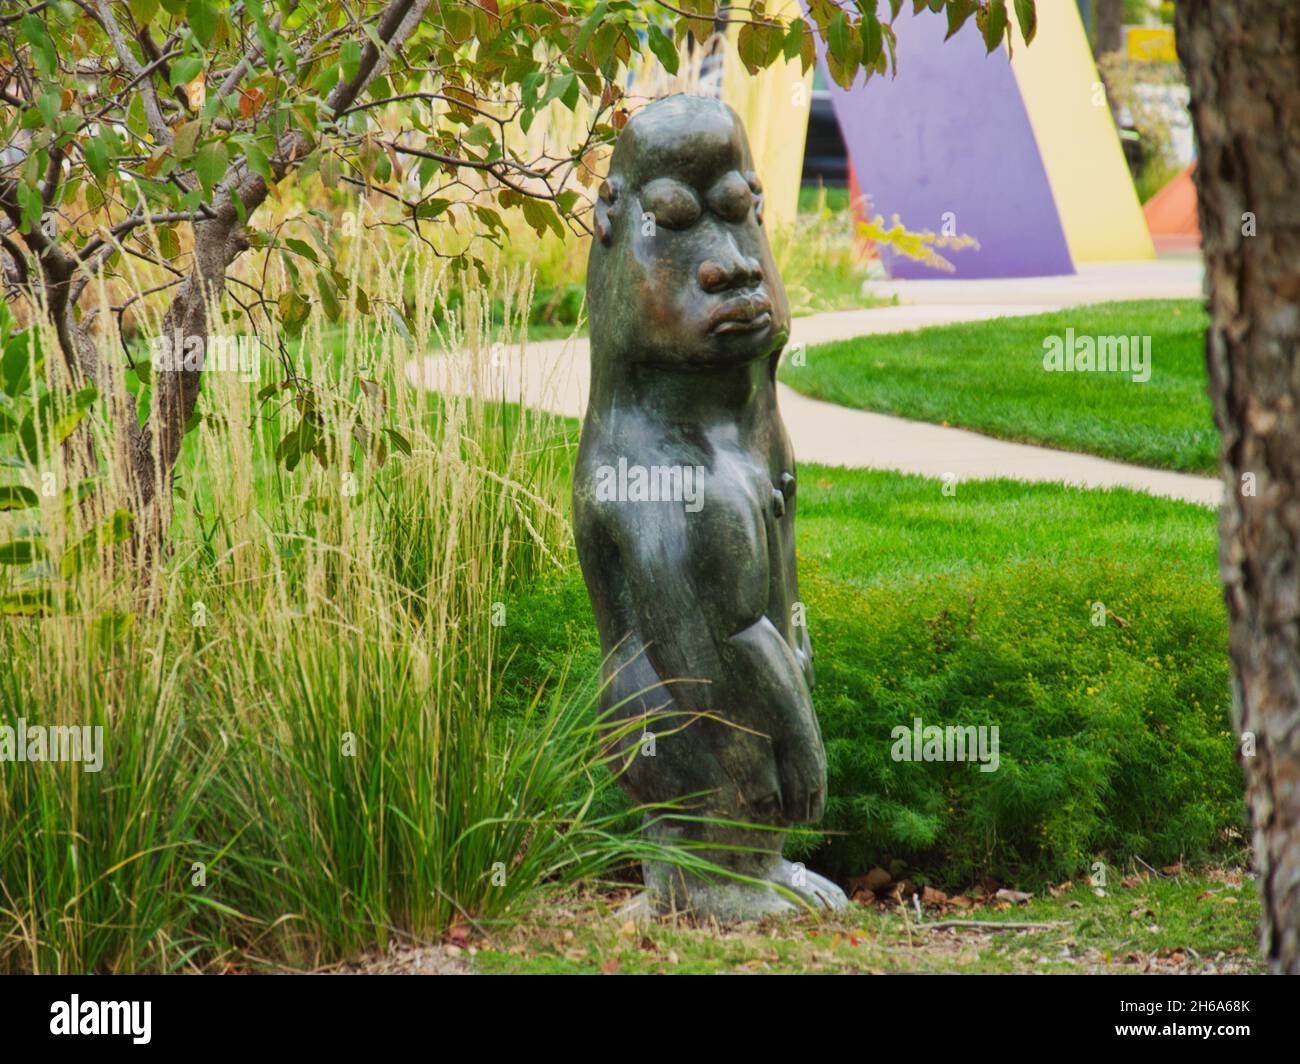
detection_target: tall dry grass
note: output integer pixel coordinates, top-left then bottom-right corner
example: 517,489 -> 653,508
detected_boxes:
0,213 -> 659,973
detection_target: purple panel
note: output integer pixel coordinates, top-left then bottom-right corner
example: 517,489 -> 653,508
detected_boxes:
820,12 -> 1074,279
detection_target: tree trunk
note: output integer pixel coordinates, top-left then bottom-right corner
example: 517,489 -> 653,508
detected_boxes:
1094,0 -> 1124,56
1176,0 -> 1300,974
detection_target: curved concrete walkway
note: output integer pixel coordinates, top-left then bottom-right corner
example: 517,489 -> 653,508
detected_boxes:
407,260 -> 1222,508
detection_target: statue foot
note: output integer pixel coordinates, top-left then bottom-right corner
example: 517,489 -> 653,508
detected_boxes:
614,891 -> 654,924
772,858 -> 849,911
642,859 -> 847,922
646,873 -> 801,922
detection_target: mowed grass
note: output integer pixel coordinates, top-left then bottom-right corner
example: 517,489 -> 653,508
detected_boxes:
779,300 -> 1218,474
475,871 -> 1260,974
502,465 -> 1241,888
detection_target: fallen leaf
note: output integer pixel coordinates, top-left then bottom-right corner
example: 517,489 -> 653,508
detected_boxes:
921,885 -> 948,908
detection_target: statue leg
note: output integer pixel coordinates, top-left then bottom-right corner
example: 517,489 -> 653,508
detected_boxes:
640,814 -> 847,920
605,647 -> 847,920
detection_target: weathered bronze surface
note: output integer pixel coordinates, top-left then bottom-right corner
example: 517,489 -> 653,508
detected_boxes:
574,95 -> 846,919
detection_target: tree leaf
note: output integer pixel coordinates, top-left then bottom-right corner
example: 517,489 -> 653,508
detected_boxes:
861,10 -> 883,67
383,427 -> 412,457
173,120 -> 202,160
170,55 -> 204,87
1014,0 -> 1037,46
0,539 -> 42,565
646,23 -> 679,76
946,0 -> 975,41
189,0 -> 217,47
194,142 -> 228,197
0,485 -> 38,511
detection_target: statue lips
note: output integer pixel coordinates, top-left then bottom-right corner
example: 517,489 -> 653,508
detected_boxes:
708,293 -> 773,336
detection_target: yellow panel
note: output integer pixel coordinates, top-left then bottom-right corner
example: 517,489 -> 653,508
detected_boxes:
1010,0 -> 1155,261
1126,27 -> 1178,64
720,1 -> 813,233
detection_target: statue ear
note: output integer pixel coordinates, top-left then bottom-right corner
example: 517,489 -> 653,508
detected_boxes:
595,177 -> 622,246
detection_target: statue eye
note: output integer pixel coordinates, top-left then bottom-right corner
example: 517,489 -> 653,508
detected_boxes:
639,178 -> 702,231
706,170 -> 754,224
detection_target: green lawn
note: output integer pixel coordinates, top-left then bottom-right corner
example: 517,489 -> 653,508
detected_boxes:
779,300 -> 1218,474
502,465 -> 1242,890
475,871 -> 1260,974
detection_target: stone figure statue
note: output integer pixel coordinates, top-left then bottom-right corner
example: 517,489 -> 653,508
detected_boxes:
574,95 -> 847,920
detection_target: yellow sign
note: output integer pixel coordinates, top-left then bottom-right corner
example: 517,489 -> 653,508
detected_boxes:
1127,26 -> 1177,63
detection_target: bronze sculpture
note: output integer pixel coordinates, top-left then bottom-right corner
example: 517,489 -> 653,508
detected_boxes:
574,95 -> 846,919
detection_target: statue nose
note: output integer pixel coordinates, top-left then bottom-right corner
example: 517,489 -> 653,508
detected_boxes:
698,254 -> 763,293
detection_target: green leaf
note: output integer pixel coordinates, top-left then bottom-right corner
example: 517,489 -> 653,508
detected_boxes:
827,11 -> 852,63
946,0 -> 975,41
736,23 -> 762,75
340,40 -> 362,83
92,609 -> 137,647
43,386 -> 98,450
412,198 -> 451,220
0,587 -> 53,615
170,55 -> 204,87
978,0 -> 1009,54
575,1 -> 608,55
20,15 -> 56,78
60,509 -> 133,578
84,136 -> 109,183
316,273 -> 341,322
16,180 -> 42,235
783,18 -> 806,63
284,237 -> 319,263
646,23 -> 679,76
0,485 -> 38,511
104,508 -> 135,545
860,11 -> 883,67
189,0 -> 217,47
173,120 -> 202,160
387,305 -> 413,346
158,226 -> 180,260
0,539 -> 42,565
3,329 -> 40,397
383,427 -> 412,457
194,142 -> 228,197
521,198 -> 563,239
1014,0 -> 1037,46
321,152 -> 341,189
278,290 -> 311,336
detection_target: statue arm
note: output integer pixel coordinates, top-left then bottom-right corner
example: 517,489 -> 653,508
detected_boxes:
608,504 -> 826,821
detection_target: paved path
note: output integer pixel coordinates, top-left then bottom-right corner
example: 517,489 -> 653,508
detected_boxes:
407,260 -> 1222,508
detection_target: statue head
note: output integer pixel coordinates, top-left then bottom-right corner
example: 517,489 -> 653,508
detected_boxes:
587,95 -> 791,374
